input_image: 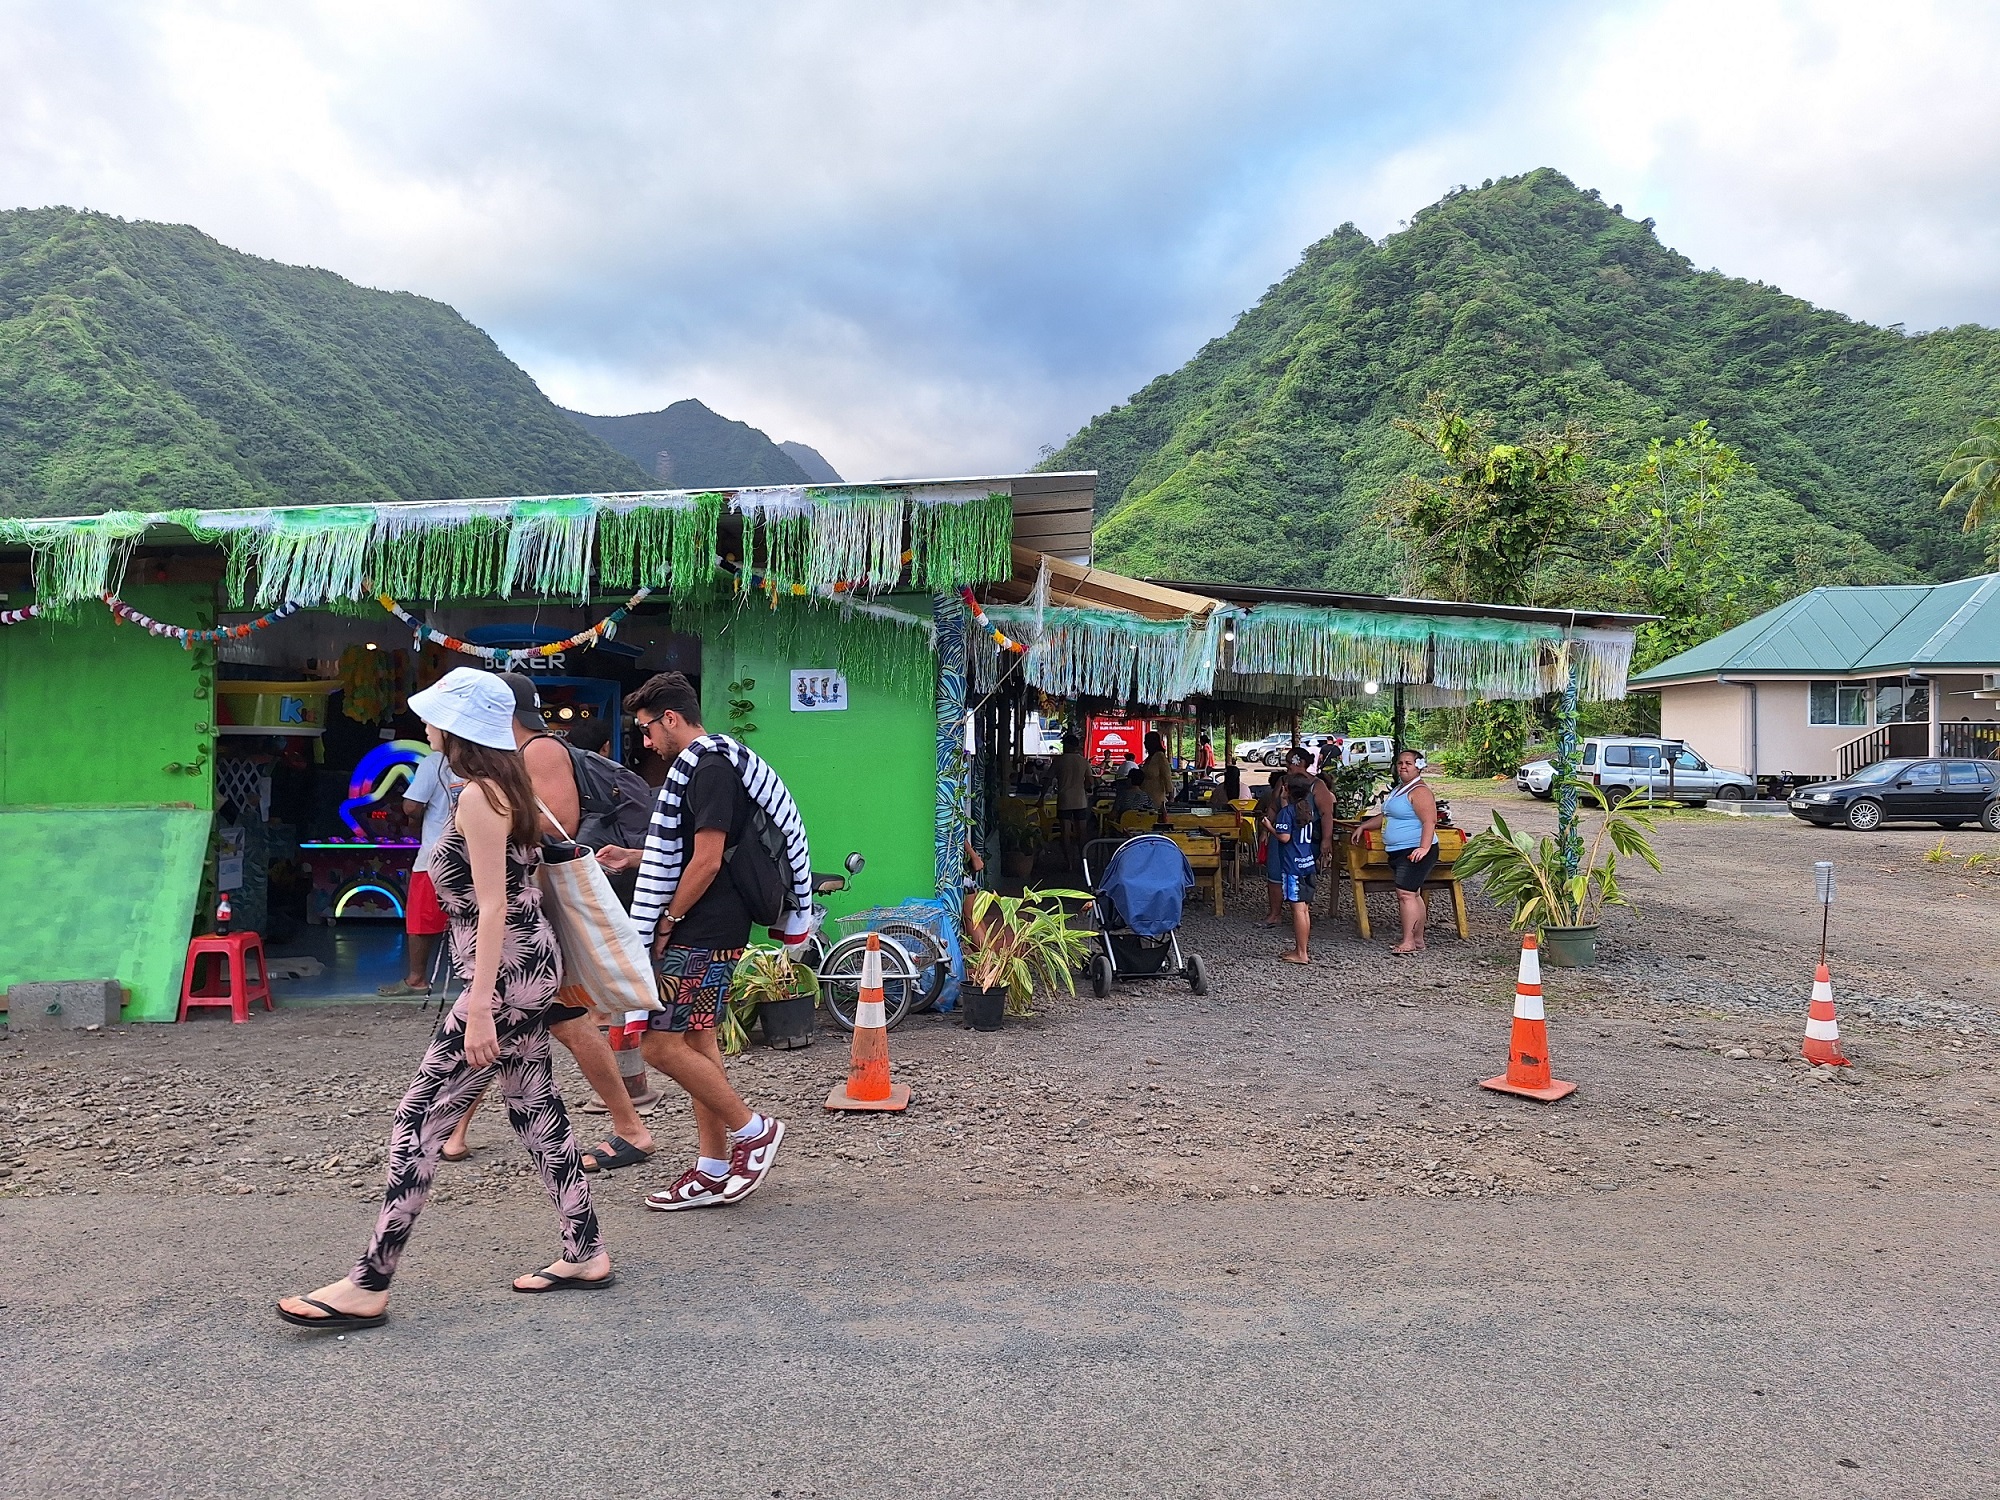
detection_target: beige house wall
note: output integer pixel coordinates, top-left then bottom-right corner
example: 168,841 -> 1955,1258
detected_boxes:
1658,672 -> 2000,777
1659,681 -> 1750,770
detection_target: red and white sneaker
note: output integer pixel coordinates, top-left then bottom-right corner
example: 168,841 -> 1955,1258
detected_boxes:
644,1166 -> 728,1212
720,1117 -> 786,1203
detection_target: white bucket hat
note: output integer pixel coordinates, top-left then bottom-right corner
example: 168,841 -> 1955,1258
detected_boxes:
408,668 -> 518,750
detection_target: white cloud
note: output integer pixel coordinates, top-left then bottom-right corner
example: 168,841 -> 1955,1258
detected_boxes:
1,1 -> 1996,485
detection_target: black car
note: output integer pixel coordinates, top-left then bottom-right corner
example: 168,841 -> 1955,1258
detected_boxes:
1789,758 -> 2000,832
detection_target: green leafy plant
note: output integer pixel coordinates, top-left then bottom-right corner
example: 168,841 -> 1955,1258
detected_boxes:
964,887 -> 1094,1015
1327,760 -> 1387,820
1453,788 -> 1661,930
1962,851 -> 1990,871
1925,837 -> 1954,864
726,677 -> 759,738
720,943 -> 819,1055
996,795 -> 1043,856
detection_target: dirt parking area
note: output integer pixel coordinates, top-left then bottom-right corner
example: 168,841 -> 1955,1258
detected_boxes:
5,785 -> 1994,1216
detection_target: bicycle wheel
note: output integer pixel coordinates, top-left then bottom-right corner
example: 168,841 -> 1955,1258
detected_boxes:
870,919 -> 949,1014
819,933 -> 921,1032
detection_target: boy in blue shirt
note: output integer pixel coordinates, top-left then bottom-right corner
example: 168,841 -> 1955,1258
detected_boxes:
1270,773 -> 1317,964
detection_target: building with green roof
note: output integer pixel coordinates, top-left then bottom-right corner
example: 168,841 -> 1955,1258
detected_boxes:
1630,574 -> 2000,780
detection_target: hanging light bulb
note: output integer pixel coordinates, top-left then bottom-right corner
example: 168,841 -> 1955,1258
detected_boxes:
1363,679 -> 1380,695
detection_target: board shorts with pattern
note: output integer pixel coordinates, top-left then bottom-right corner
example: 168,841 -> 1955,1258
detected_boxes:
649,945 -> 745,1033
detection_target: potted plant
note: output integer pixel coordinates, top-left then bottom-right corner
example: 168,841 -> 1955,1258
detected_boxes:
996,798 -> 1042,880
725,944 -> 820,1051
961,886 -> 1094,1030
1327,760 -> 1387,824
1452,787 -> 1661,966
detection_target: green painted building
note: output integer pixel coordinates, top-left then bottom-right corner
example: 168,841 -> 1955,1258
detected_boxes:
0,475 -> 1097,1020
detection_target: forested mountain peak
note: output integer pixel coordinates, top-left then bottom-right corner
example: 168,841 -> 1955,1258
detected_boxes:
560,399 -> 821,489
1049,168 -> 2000,593
0,207 -> 644,518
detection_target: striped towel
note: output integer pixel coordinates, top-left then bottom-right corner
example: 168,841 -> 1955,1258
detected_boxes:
631,734 -> 813,946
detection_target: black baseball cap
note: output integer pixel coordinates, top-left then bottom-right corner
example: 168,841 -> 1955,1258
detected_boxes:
498,672 -> 544,733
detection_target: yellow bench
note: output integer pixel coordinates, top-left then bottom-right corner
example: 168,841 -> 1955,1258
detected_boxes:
1339,827 -> 1470,941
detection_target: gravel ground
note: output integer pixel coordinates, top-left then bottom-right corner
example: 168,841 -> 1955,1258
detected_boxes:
5,786 -> 1994,1214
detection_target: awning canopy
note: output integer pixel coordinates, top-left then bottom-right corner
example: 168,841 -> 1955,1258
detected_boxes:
0,478 -> 1042,609
975,560 -> 1650,709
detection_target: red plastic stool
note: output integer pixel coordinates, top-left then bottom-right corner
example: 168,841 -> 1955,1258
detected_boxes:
178,932 -> 274,1022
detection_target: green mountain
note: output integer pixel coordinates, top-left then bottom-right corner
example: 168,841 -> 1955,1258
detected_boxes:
0,207 -> 645,519
561,399 -> 825,488
1049,169 -> 2000,593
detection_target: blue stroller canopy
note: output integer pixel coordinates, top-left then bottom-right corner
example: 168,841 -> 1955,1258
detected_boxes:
1098,835 -> 1194,937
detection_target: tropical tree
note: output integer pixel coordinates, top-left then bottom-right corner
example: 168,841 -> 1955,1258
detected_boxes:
1602,420 -> 1759,669
1389,394 -> 1600,607
1388,394 -> 1600,775
1940,417 -> 2000,564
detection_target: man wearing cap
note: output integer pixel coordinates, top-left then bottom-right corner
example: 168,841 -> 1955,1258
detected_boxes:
438,673 -> 659,1173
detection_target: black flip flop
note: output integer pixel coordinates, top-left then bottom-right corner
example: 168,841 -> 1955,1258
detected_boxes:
513,1268 -> 617,1295
580,1134 -> 652,1173
276,1295 -> 388,1331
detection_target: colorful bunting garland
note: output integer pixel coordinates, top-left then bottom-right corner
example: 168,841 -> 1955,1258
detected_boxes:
375,586 -> 651,667
959,587 -> 1028,654
103,594 -> 302,646
0,602 -> 46,626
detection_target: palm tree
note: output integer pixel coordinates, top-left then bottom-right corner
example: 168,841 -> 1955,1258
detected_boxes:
1940,417 -> 2000,554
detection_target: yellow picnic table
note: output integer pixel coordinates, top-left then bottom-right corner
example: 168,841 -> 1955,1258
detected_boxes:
1339,826 -> 1470,940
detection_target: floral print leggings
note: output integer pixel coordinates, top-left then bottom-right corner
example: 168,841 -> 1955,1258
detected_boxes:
351,1000 -> 601,1292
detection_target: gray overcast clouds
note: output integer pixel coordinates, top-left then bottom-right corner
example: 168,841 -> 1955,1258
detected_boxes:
4,1 -> 1998,481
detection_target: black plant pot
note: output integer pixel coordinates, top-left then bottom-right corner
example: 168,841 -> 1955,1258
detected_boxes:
965,984 -> 1007,1032
758,994 -> 815,1050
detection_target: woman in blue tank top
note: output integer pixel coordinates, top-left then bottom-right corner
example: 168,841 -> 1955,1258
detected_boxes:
1349,748 -> 1438,954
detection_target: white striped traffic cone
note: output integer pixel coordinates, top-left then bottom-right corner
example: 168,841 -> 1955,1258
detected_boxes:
1479,934 -> 1577,1102
825,932 -> 911,1113
1800,963 -> 1851,1067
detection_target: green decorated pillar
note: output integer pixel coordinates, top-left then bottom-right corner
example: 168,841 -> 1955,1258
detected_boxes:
934,592 -> 970,900
1556,645 -> 1582,877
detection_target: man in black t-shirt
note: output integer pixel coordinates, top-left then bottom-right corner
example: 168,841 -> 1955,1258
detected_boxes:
598,672 -> 785,1214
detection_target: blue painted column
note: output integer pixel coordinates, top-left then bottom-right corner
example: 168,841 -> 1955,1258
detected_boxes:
934,592 -> 970,900
1556,646 -> 1582,878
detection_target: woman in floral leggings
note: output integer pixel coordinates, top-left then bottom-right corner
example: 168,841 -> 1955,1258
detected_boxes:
279,669 -> 611,1331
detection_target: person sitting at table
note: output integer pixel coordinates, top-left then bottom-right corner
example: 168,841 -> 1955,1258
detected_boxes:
1348,748 -> 1438,955
1113,767 -> 1156,815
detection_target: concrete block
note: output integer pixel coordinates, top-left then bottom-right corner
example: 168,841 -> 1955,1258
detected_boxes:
4,979 -> 123,1030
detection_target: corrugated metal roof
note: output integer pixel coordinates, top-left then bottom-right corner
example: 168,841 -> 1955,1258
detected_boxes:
1632,574 -> 2000,685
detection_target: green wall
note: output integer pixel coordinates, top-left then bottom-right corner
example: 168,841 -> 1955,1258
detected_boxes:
1,583 -> 215,1020
700,610 -> 936,921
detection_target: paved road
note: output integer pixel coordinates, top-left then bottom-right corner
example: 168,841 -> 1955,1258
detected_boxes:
6,1181 -> 1995,1499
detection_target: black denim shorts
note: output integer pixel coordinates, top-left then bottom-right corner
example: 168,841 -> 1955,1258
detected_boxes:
1387,845 -> 1439,892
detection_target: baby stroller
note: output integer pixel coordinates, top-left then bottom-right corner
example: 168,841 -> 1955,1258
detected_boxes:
1081,835 -> 1210,998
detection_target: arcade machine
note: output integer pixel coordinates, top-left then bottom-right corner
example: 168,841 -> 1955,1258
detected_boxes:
461,624 -> 641,759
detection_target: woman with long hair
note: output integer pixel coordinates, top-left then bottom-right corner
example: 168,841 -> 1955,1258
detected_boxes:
278,669 -> 610,1330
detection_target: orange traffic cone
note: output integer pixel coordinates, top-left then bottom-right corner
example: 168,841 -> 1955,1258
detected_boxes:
825,933 -> 911,1113
1800,964 -> 1850,1067
1479,934 -> 1577,1102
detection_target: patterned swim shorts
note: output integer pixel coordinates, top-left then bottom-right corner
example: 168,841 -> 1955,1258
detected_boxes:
649,945 -> 746,1033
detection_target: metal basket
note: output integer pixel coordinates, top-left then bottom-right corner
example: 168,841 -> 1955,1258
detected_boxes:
835,902 -> 952,962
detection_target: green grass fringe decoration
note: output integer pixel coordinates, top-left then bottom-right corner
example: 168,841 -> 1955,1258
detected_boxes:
981,603 -> 1218,704
913,492 -> 1011,588
4,484 -> 1011,609
689,593 -> 936,697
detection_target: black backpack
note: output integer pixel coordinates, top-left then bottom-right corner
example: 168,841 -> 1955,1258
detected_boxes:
700,751 -> 788,926
567,742 -> 656,852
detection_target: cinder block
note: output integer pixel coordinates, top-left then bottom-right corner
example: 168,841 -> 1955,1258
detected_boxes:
4,980 -> 123,1030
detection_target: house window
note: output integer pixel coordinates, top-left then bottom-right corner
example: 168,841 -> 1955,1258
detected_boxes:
1873,676 -> 1930,724
1808,681 -> 1867,726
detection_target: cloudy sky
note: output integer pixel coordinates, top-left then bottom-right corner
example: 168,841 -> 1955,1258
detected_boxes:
4,1 -> 1998,480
